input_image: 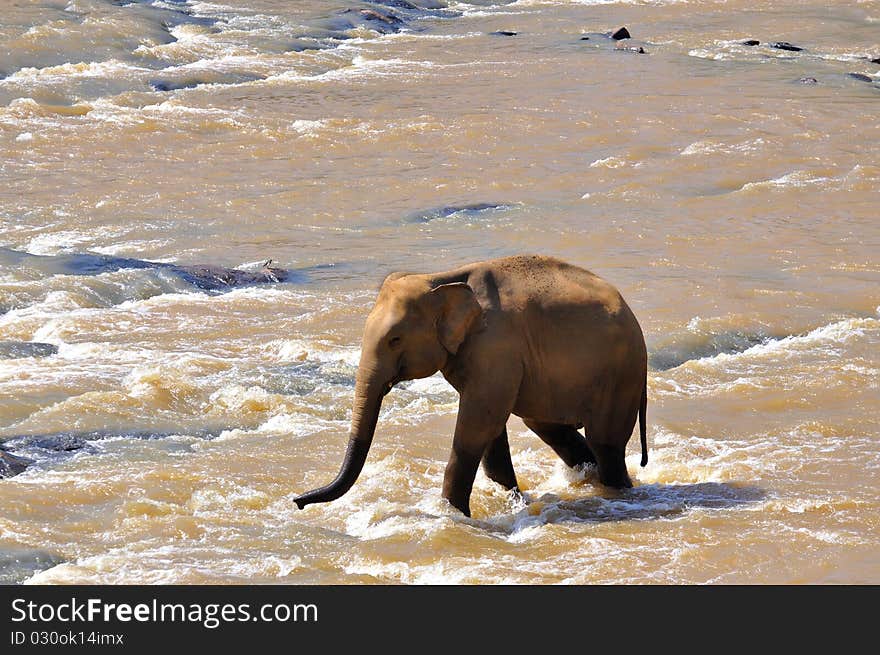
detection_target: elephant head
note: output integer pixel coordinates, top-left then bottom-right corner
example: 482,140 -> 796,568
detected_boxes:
294,274 -> 482,509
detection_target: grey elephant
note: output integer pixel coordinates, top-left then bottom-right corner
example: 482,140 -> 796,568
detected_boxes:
295,255 -> 648,517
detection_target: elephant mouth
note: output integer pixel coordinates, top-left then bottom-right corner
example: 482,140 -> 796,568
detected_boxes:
384,376 -> 400,396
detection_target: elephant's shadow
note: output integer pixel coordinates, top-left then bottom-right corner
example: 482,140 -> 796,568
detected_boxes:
476,481 -> 768,533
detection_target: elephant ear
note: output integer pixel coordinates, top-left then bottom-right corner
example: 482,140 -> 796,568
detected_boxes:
431,282 -> 482,355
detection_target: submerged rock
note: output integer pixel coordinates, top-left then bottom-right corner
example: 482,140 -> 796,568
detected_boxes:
610,27 -> 631,40
799,77 -> 818,84
0,449 -> 33,478
150,79 -> 201,92
0,546 -> 65,584
0,341 -> 58,359
870,57 -> 880,64
370,0 -> 420,9
0,248 -> 291,292
337,7 -> 407,33
172,261 -> 287,290
25,434 -> 88,452
491,30 -> 517,37
742,39 -> 760,46
404,202 -> 512,223
847,72 -> 873,83
769,41 -> 802,52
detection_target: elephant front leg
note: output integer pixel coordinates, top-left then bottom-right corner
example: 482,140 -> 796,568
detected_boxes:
443,389 -> 516,517
443,444 -> 483,517
481,427 -> 519,492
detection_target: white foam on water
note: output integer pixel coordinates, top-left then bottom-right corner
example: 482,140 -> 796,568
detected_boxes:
0,60 -> 150,84
88,240 -> 174,256
693,315 -> 876,366
0,291 -> 90,335
737,170 -> 833,192
379,31 -> 485,43
25,230 -> 95,255
680,137 -> 768,156
687,48 -> 733,61
23,541 -> 305,584
650,313 -> 879,400
188,483 -> 271,515
213,410 -> 339,442
289,119 -> 329,136
266,338 -> 360,366
589,155 -> 628,168
399,373 -> 454,396
269,54 -> 443,85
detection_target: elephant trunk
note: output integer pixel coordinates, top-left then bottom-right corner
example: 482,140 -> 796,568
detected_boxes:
294,374 -> 383,510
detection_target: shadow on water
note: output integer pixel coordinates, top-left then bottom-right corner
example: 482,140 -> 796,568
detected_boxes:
338,482 -> 767,540
518,481 -> 767,526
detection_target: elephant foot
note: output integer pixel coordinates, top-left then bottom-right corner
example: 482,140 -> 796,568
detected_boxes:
590,443 -> 633,488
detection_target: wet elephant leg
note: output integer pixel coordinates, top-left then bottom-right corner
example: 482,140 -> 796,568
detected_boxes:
443,363 -> 521,516
523,419 -> 596,468
589,442 -> 633,488
481,427 -> 519,491
443,443 -> 483,517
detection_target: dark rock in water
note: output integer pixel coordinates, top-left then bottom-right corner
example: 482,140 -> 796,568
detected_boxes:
173,261 -> 287,290
0,449 -> 33,478
769,42 -> 802,52
0,546 -> 65,584
0,248 -> 292,292
371,0 -> 420,9
870,57 -> 880,64
338,7 -> 407,33
150,79 -> 201,92
359,8 -> 405,26
491,30 -> 517,36
798,77 -> 818,84
285,39 -> 330,53
26,434 -> 88,452
610,27 -> 631,40
580,35 -> 590,40
0,341 -> 58,359
742,39 -> 760,46
847,72 -> 873,83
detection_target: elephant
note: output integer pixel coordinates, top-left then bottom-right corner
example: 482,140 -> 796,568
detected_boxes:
295,255 -> 648,517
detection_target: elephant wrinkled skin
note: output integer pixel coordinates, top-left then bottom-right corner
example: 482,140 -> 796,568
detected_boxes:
295,255 -> 648,517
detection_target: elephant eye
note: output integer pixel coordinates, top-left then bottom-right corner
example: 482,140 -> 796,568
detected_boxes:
388,336 -> 402,348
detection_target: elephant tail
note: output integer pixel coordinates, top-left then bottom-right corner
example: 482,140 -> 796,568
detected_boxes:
639,377 -> 648,467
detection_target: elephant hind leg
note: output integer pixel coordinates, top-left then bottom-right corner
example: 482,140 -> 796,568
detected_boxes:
589,442 -> 633,488
523,419 -> 596,468
481,427 -> 519,491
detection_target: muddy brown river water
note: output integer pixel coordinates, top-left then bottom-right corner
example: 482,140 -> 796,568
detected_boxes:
0,0 -> 878,584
